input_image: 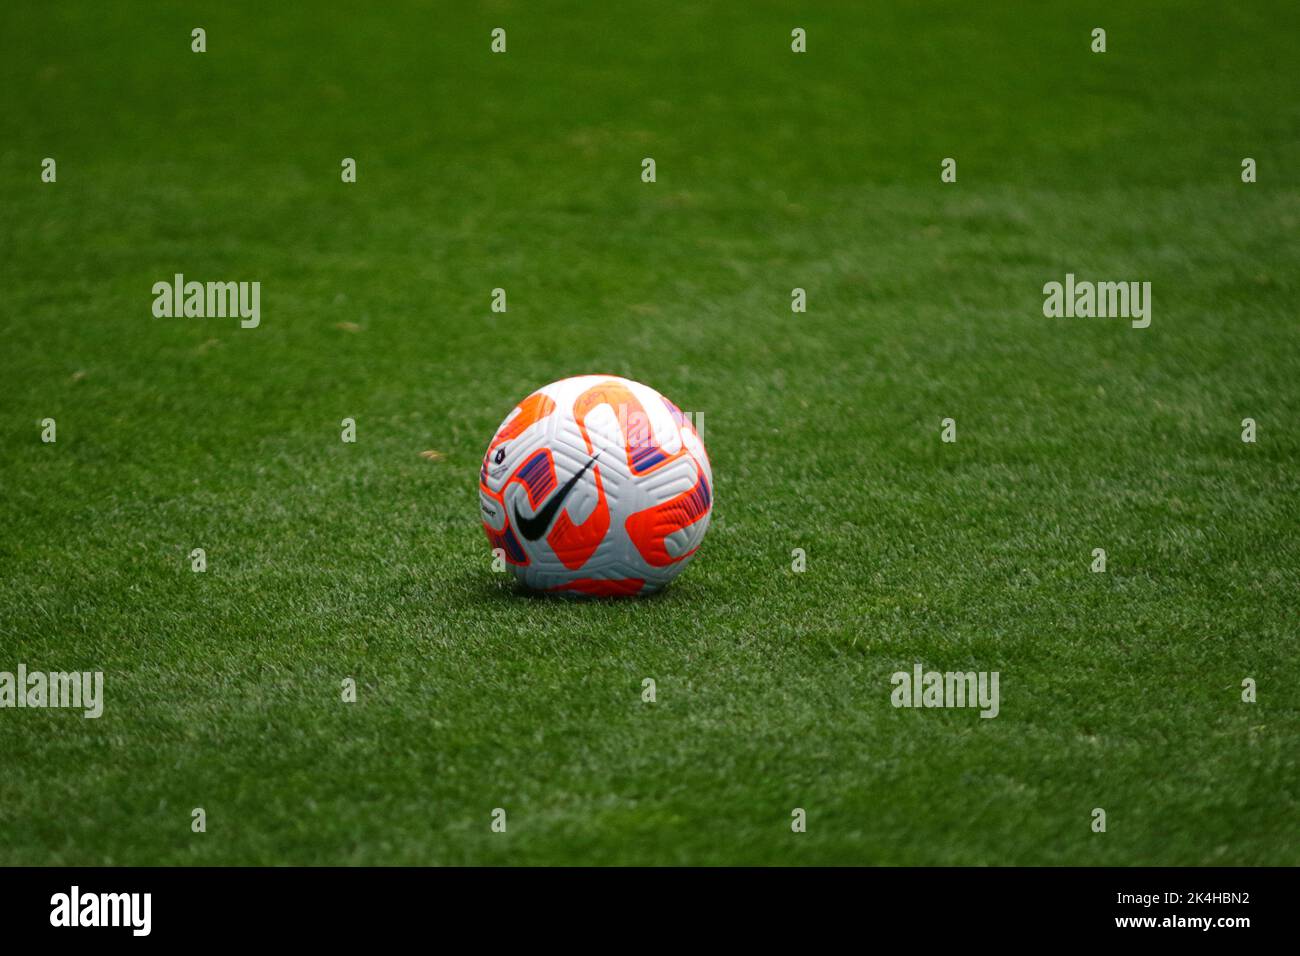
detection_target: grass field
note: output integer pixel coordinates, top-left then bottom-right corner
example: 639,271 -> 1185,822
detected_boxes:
1,1 -> 1297,865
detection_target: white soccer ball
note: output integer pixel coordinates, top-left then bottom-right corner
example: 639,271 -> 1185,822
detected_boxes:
479,375 -> 713,595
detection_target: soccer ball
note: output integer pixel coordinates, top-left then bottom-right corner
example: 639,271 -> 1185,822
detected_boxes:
479,375 -> 713,595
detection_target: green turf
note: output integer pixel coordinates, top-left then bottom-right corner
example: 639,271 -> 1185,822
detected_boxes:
1,0 -> 1297,865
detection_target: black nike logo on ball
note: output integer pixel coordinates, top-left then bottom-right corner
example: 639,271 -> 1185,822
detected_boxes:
513,452 -> 600,541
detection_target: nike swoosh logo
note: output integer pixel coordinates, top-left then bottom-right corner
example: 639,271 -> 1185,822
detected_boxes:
513,452 -> 601,541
